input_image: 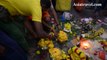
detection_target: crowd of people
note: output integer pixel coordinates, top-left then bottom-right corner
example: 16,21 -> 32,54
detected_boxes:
0,0 -> 106,60
0,0 -> 70,60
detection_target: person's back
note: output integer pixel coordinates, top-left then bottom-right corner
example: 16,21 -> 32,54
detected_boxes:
0,0 -> 52,53
0,0 -> 52,38
0,0 -> 42,22
56,0 -> 71,11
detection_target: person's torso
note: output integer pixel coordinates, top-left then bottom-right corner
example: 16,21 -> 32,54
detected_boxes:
0,0 -> 41,16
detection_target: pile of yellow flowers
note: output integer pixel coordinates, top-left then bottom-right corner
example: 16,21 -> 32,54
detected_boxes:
57,31 -> 68,43
49,48 -> 70,60
85,28 -> 105,39
38,38 -> 54,49
68,46 -> 86,60
94,28 -> 104,37
61,50 -> 70,60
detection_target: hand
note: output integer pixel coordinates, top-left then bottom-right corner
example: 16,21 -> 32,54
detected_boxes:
27,32 -> 37,39
34,22 -> 48,38
31,33 -> 38,39
50,28 -> 58,37
37,31 -> 48,38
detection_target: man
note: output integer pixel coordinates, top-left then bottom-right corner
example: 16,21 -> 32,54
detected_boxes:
0,0 -> 51,37
25,0 -> 61,39
0,0 -> 51,52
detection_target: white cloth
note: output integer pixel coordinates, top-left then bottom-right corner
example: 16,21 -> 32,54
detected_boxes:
63,12 -> 72,20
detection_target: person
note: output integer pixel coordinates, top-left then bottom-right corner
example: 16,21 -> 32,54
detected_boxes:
51,0 -> 72,23
50,0 -> 61,30
51,0 -> 71,12
0,30 -> 27,60
0,0 -> 52,52
25,0 -> 61,39
0,0 -> 52,37
25,9 -> 58,39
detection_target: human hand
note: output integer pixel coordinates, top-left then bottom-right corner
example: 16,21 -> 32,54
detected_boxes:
37,31 -> 48,38
34,22 -> 48,38
31,33 -> 38,39
50,28 -> 58,37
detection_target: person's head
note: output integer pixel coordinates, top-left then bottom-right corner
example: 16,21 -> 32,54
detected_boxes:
41,0 -> 51,10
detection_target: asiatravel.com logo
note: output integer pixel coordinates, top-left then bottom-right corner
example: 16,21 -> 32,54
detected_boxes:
73,3 -> 102,7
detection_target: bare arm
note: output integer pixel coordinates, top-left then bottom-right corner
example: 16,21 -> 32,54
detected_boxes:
24,18 -> 49,38
24,19 -> 37,38
42,21 -> 58,36
43,21 -> 51,29
50,2 -> 61,30
33,21 -> 49,38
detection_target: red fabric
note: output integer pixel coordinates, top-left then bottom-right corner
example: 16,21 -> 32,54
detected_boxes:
28,16 -> 32,20
98,51 -> 105,60
42,10 -> 50,19
28,10 -> 50,21
74,0 -> 85,12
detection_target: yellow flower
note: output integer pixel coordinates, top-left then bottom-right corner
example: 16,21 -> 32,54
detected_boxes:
49,48 -> 62,60
49,32 -> 54,36
38,38 -> 54,49
68,46 -> 86,60
38,39 -> 46,48
93,28 -> 104,37
47,40 -> 54,48
64,23 -> 71,30
61,50 -> 69,59
58,31 -> 68,43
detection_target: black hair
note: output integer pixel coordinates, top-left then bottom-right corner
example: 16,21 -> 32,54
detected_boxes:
41,0 -> 51,9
